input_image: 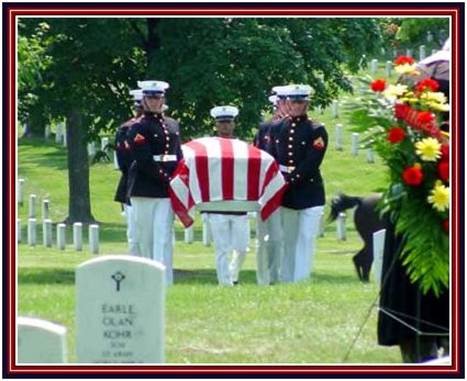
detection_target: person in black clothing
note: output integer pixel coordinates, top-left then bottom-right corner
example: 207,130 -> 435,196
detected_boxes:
114,89 -> 143,256
127,80 -> 183,286
268,84 -> 328,283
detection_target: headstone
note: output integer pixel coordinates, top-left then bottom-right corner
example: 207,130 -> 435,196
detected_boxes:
184,226 -> 194,244
27,218 -> 37,246
18,178 -> 25,206
366,147 -> 375,163
318,211 -> 325,237
42,199 -> 50,221
406,48 -> 413,57
62,128 -> 67,147
44,125 -> 51,140
55,125 -> 62,144
101,137 -> 109,153
432,48 -> 437,56
426,31 -> 433,43
17,219 -> 22,243
336,212 -> 346,241
17,317 -> 67,363
202,217 -> 211,247
43,219 -> 53,247
113,151 -> 119,170
29,194 -> 37,218
419,45 -> 426,61
73,222 -> 83,251
57,223 -> 66,250
385,60 -> 392,77
75,255 -> 166,363
89,224 -> 99,254
331,100 -> 339,118
88,142 -> 97,157
370,59 -> 378,75
351,133 -> 359,156
335,124 -> 343,151
372,229 -> 386,286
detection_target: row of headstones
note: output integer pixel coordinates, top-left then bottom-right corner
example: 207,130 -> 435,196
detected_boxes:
18,227 -> 387,364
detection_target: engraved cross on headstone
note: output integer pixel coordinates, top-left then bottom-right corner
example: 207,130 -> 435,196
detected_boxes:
111,271 -> 126,292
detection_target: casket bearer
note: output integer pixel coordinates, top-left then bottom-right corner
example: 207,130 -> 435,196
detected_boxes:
206,105 -> 250,286
252,87 -> 289,285
269,84 -> 328,283
114,88 -> 143,256
127,80 -> 183,285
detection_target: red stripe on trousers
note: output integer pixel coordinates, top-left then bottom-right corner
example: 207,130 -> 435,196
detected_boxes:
218,138 -> 234,200
185,140 -> 210,202
247,145 -> 262,200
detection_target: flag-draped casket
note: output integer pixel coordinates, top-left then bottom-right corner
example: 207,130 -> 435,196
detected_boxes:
169,137 -> 287,227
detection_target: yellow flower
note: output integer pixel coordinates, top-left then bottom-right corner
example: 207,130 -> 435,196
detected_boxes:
427,181 -> 450,212
394,63 -> 420,76
415,137 -> 442,161
421,91 -> 448,104
383,84 -> 409,101
426,102 -> 450,112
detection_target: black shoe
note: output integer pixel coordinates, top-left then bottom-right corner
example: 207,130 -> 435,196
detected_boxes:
233,281 -> 239,286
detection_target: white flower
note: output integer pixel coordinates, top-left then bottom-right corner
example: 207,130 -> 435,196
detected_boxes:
394,63 -> 420,75
383,84 -> 409,102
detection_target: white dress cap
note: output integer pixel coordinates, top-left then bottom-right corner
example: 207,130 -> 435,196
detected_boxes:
129,89 -> 143,101
272,85 -> 289,99
210,105 -> 239,120
137,80 -> 170,95
284,84 -> 314,100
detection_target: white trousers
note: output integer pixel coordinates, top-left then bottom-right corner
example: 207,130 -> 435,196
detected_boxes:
123,204 -> 140,256
256,209 -> 283,285
130,197 -> 174,285
208,213 -> 249,286
280,205 -> 324,283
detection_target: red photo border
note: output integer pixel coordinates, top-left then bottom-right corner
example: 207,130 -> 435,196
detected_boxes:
4,2 -> 464,377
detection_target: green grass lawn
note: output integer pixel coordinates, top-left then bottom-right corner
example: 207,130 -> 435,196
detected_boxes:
17,86 -> 402,364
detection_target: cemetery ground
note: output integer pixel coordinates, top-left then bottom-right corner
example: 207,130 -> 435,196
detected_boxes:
17,88 -> 402,363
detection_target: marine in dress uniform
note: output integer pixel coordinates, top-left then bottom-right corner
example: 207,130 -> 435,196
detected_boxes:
269,84 -> 328,283
253,87 -> 289,285
127,80 -> 183,285
206,106 -> 250,286
114,89 -> 143,256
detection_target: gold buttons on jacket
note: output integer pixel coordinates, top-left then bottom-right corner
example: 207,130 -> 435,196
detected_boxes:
290,129 -> 295,134
289,137 -> 293,141
291,123 -> 296,127
288,144 -> 292,148
288,152 -> 293,156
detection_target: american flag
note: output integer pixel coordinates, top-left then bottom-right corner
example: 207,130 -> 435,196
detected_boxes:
169,137 -> 287,227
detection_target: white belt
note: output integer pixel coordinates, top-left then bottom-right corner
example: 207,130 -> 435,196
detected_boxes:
153,155 -> 177,162
279,165 -> 296,173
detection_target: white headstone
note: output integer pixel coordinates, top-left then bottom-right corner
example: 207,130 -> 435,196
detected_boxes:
113,151 -> 119,170
419,45 -> 426,61
55,125 -> 62,144
18,178 -> 25,206
331,100 -> 339,118
385,60 -> 392,77
370,59 -> 378,75
76,255 -> 166,363
88,142 -> 97,157
43,219 -> 53,247
42,199 -> 50,221
27,218 -> 37,246
101,137 -> 109,153
426,31 -> 433,43
406,48 -> 413,57
335,124 -> 343,151
351,133 -> 360,156
318,211 -> 325,237
57,223 -> 66,250
73,222 -> 83,251
29,194 -> 37,218
184,226 -> 194,244
44,125 -> 51,140
89,224 -> 99,254
17,317 -> 67,363
372,229 -> 386,286
366,147 -> 375,163
17,218 -> 22,243
336,212 -> 346,241
202,216 -> 211,246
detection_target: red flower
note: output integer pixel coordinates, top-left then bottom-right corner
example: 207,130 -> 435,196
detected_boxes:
440,144 -> 449,161
417,111 -> 435,125
387,127 -> 406,143
394,103 -> 410,119
416,78 -> 440,92
402,164 -> 424,186
394,56 -> 415,65
442,219 -> 449,233
437,160 -> 449,182
370,79 -> 387,92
